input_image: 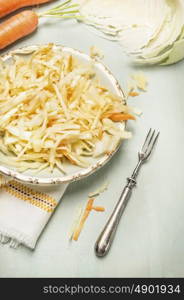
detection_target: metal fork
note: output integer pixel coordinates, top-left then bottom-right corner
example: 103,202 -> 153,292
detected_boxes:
95,128 -> 160,257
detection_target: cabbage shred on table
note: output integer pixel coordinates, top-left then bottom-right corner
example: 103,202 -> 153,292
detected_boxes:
0,44 -> 133,173
77,0 -> 184,65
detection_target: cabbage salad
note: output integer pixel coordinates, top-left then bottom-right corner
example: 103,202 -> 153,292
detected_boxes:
0,44 -> 134,173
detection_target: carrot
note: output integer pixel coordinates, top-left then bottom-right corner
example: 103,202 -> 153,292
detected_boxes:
109,113 -> 136,121
92,206 -> 105,212
102,112 -> 136,121
0,10 -> 38,50
98,127 -> 103,140
129,91 -> 140,97
0,1 -> 79,50
71,197 -> 105,241
72,198 -> 95,241
0,0 -> 55,18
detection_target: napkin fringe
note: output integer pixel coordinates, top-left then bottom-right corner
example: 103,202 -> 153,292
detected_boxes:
9,238 -> 19,248
0,233 -> 10,244
0,223 -> 35,249
0,233 -> 19,248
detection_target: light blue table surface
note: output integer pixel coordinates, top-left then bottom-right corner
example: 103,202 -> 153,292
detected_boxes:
0,4 -> 184,278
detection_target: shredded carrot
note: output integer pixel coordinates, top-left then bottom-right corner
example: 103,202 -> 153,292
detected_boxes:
129,91 -> 140,97
98,128 -> 103,140
108,113 -> 136,121
72,198 -> 95,241
62,151 -> 77,165
71,196 -> 106,241
86,198 -> 94,211
92,206 -> 105,212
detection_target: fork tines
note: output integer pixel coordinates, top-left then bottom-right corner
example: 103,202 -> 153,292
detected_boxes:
141,128 -> 160,159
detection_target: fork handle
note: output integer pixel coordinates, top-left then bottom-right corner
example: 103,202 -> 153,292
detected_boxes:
95,178 -> 136,257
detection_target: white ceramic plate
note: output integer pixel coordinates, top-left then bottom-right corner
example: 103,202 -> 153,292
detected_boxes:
0,44 -> 126,185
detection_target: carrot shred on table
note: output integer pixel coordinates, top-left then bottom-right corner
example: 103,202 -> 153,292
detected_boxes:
92,206 -> 105,212
72,198 -> 105,241
72,198 -> 95,241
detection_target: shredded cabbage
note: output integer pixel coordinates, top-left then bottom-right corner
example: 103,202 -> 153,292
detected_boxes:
0,44 -> 133,173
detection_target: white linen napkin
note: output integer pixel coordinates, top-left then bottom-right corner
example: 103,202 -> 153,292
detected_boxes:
0,175 -> 69,249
